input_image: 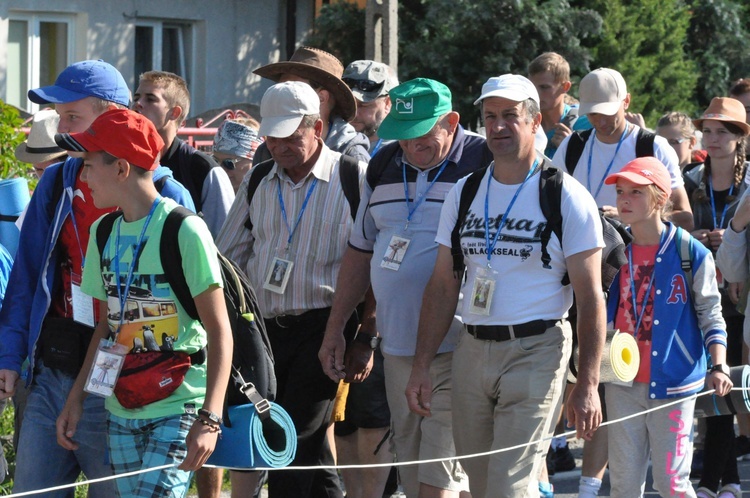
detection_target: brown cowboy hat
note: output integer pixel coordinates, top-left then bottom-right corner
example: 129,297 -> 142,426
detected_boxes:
693,97 -> 750,136
253,46 -> 356,122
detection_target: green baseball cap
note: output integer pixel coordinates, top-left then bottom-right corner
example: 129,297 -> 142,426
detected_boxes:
377,78 -> 453,140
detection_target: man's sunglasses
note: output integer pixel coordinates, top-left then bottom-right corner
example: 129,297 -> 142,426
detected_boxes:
343,78 -> 385,94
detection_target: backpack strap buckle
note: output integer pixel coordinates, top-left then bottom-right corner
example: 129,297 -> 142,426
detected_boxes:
233,367 -> 272,420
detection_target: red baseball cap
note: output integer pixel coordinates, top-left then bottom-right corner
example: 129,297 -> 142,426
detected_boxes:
604,156 -> 672,196
55,109 -> 164,171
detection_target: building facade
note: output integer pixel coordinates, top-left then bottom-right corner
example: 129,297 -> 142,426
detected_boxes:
1,0 -> 322,117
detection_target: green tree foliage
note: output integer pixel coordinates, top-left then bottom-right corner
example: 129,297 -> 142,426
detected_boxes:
305,1 -> 366,65
573,0 -> 697,125
685,0 -> 750,109
0,101 -> 31,182
397,0 -> 603,127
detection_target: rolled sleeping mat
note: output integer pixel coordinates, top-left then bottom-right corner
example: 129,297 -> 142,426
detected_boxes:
694,365 -> 750,418
207,402 -> 297,469
568,329 -> 640,384
0,178 -> 30,256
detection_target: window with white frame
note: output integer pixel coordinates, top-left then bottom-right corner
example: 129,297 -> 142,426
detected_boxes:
134,20 -> 193,90
7,13 -> 75,112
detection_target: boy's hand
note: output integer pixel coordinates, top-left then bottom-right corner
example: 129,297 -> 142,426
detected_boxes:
56,398 -> 84,451
179,420 -> 220,471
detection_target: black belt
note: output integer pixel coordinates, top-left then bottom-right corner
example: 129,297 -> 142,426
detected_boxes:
466,319 -> 560,342
267,307 -> 332,329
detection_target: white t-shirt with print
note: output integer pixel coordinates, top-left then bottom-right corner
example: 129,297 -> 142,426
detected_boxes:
436,165 -> 603,326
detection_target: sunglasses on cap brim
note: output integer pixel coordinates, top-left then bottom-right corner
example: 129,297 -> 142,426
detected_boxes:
343,78 -> 385,94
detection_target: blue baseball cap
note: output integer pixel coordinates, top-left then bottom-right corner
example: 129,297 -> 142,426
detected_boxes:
28,60 -> 130,107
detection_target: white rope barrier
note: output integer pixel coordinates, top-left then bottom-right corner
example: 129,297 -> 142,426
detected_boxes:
6,387 -> 747,497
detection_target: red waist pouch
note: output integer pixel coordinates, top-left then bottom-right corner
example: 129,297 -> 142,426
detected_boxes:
114,352 -> 191,409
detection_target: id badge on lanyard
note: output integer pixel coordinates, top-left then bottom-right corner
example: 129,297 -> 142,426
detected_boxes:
71,271 -> 95,327
84,338 -> 128,397
264,248 -> 295,294
381,233 -> 412,271
469,266 -> 498,316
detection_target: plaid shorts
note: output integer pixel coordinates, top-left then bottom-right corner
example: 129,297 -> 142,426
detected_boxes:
107,413 -> 193,498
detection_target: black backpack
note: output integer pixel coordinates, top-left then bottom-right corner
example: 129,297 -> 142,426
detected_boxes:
244,155 -> 362,231
564,127 -> 656,174
450,158 -> 632,294
96,206 -> 276,423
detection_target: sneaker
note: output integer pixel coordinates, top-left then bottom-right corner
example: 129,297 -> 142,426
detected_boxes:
717,483 -> 742,498
691,449 -> 704,478
736,435 -> 750,461
553,444 -> 576,472
539,481 -> 554,498
696,487 -> 717,498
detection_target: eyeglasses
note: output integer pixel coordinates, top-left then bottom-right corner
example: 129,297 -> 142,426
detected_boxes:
214,156 -> 241,170
666,138 -> 688,146
343,78 -> 385,94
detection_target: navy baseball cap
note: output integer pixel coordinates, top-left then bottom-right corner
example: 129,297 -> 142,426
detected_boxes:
28,60 -> 130,107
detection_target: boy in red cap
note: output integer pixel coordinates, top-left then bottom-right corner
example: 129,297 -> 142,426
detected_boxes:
603,156 -> 731,497
55,109 -> 233,498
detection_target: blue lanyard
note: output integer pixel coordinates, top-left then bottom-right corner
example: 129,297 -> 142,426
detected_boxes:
586,124 -> 629,199
627,230 -> 665,338
483,159 -> 539,267
113,197 -> 161,341
403,158 -> 449,227
708,175 -> 735,230
371,139 -> 383,156
277,176 -> 318,247
66,188 -> 86,270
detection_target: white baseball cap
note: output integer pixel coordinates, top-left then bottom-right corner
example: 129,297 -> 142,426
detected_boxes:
259,81 -> 321,138
579,68 -> 628,116
473,74 -> 540,106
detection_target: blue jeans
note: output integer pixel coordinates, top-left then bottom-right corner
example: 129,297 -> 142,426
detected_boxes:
13,360 -> 115,498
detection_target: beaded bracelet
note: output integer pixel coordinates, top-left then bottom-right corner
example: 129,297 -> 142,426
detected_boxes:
197,417 -> 222,434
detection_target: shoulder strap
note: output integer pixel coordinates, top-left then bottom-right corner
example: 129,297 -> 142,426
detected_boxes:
159,206 -> 200,320
635,128 -> 656,158
243,158 -> 276,232
153,176 -> 168,194
338,154 -> 361,220
366,142 -> 401,190
451,167 -> 488,274
675,226 -> 694,296
564,129 -> 593,174
95,211 -> 124,266
251,141 -> 273,167
538,160 -> 565,280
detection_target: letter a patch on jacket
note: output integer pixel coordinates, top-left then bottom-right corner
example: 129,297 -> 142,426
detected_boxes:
667,274 -> 688,304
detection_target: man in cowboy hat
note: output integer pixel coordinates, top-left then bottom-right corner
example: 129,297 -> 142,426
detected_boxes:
252,46 -> 370,165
